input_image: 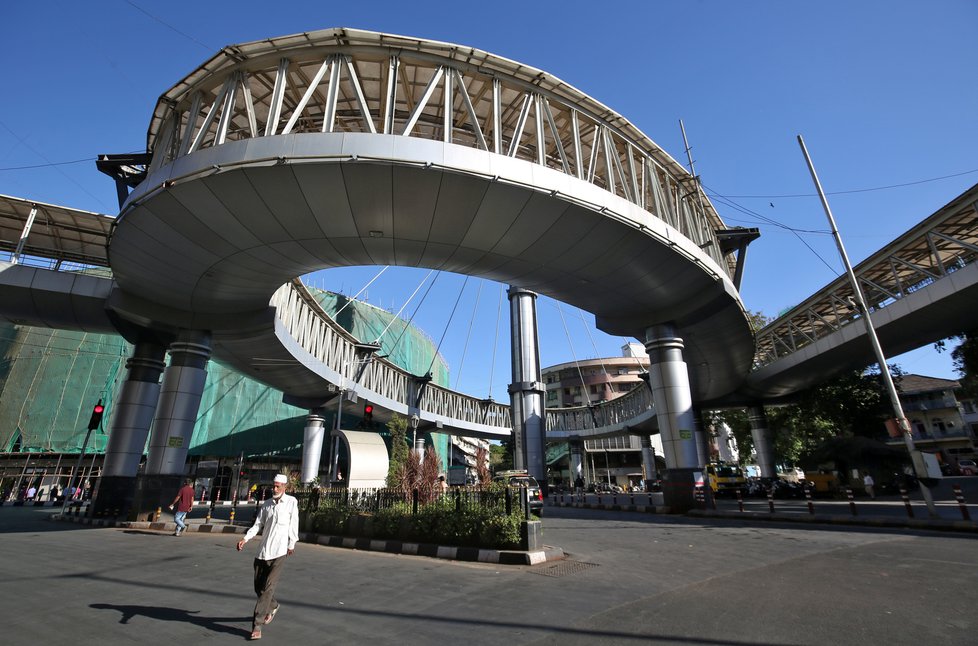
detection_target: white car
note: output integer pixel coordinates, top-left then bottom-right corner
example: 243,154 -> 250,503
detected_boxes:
958,459 -> 977,476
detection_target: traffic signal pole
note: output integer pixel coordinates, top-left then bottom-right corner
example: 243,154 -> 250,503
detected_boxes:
60,400 -> 105,516
798,135 -> 938,518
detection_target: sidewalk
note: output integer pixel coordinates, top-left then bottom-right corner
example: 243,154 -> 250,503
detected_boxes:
50,511 -> 565,566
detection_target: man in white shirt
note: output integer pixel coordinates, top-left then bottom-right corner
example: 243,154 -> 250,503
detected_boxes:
237,474 -> 299,641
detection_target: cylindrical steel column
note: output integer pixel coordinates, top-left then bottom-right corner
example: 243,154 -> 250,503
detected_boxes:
102,342 -> 167,477
640,436 -> 659,484
145,331 -> 212,475
90,340 -> 167,518
747,405 -> 776,477
693,409 -> 709,468
569,439 -> 583,478
300,411 -> 327,484
507,286 -> 546,487
644,324 -> 697,469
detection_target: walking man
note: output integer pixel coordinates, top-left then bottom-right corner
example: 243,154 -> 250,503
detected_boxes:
237,473 -> 298,641
169,478 -> 195,536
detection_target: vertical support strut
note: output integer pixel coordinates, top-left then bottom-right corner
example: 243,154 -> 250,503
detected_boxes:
507,286 -> 547,490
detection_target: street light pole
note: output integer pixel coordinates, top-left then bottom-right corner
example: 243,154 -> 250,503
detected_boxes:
797,135 -> 938,518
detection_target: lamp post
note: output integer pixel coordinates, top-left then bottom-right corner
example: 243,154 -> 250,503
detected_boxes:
410,413 -> 420,458
798,135 -> 938,517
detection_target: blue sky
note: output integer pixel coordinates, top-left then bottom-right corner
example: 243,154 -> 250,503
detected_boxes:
2,1 -> 975,399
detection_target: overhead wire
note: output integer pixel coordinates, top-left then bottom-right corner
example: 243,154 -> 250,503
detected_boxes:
330,266 -> 389,318
384,271 -> 441,356
373,269 -> 435,344
556,303 -> 592,408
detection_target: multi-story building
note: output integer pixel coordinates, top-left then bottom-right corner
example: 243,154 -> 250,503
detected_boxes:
543,343 -> 664,489
888,374 -> 977,467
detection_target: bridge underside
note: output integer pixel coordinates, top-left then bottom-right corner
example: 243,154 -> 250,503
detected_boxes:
110,134 -> 754,404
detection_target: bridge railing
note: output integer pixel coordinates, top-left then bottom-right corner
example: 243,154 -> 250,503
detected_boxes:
546,381 -> 654,433
145,29 -> 731,276
271,280 -> 511,430
754,192 -> 978,367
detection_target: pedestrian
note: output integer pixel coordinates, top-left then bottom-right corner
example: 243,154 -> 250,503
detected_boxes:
237,473 -> 298,641
437,474 -> 448,493
863,472 -> 875,500
168,478 -> 195,536
574,475 -> 584,496
49,484 -> 59,502
27,485 -> 37,501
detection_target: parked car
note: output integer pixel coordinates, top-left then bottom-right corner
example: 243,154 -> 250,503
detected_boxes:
493,470 -> 544,516
958,459 -> 977,476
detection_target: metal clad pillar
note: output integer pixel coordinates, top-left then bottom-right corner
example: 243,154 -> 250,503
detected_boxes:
569,439 -> 583,478
645,324 -> 698,511
640,436 -> 659,485
145,331 -> 212,475
90,340 -> 167,517
129,331 -> 211,520
507,286 -> 546,487
747,405 -> 776,477
300,410 -> 327,483
693,409 -> 709,468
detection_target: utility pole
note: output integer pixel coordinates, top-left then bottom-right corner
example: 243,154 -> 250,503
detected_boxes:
797,135 -> 938,518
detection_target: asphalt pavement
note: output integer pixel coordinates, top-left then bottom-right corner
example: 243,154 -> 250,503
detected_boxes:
2,501 -> 976,645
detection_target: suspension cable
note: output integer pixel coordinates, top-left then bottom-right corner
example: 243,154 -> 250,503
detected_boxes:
487,283 -> 504,400
454,279 -> 483,390
373,268 -> 435,343
427,275 -> 470,377
332,266 -> 388,318
557,302 -> 592,407
577,308 -> 609,383
385,271 -> 441,356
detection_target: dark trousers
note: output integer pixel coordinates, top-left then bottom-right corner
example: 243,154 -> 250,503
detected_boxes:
253,556 -> 286,627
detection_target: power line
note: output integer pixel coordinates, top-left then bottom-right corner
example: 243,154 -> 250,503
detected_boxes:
124,1 -> 213,52
0,158 -> 92,171
707,167 -> 978,200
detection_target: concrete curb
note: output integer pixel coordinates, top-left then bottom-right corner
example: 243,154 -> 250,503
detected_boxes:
50,514 -> 565,565
687,508 -> 978,533
548,501 -> 671,514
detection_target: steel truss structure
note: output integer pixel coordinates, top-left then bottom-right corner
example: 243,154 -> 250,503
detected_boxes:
144,28 -> 733,277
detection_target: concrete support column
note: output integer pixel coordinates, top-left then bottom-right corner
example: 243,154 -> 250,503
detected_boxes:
90,341 -> 167,518
507,286 -> 546,488
133,331 -> 211,520
645,324 -> 698,511
693,409 -> 709,468
748,404 -> 776,477
300,410 -> 327,484
640,436 -> 659,485
414,437 -> 426,462
569,439 -> 583,478
644,324 -> 697,469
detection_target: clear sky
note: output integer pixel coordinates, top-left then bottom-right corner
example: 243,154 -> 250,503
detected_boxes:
2,1 -> 975,400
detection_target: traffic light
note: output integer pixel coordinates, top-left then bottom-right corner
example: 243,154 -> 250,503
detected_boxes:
87,399 -> 105,431
363,403 -> 374,426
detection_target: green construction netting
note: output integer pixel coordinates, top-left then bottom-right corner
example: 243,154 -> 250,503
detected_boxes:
0,287 -> 449,467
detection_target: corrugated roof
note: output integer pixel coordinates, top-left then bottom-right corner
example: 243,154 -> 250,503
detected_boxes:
0,194 -> 113,267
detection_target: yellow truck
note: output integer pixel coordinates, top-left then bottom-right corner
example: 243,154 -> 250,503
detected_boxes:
705,462 -> 746,496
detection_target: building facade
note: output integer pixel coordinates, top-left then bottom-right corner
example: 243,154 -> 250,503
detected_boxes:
889,374 -> 977,468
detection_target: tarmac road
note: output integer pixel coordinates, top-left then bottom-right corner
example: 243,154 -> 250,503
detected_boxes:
1,505 -> 975,645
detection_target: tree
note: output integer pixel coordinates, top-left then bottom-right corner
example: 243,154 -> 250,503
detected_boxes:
385,414 -> 410,487
474,446 -> 492,486
710,366 -> 896,467
489,442 -> 511,472
941,331 -> 978,398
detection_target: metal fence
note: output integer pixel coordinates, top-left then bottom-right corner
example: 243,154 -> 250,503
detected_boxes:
295,485 -> 532,519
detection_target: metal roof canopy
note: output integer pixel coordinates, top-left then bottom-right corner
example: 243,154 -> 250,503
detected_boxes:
0,194 -> 113,268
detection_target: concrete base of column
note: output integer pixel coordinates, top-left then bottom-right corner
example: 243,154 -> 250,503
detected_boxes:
90,475 -> 138,518
660,467 -> 701,513
129,474 -> 185,522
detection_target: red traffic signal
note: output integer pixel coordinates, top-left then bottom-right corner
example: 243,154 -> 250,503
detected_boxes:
363,403 -> 374,425
87,399 -> 105,431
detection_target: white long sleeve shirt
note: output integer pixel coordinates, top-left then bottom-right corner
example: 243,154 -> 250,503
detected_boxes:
242,493 -> 299,561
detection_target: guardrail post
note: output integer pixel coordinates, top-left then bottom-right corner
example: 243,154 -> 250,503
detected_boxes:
805,487 -> 815,515
767,488 -> 775,513
736,489 -> 744,512
899,487 -> 914,518
952,485 -> 970,521
412,489 -> 419,515
845,488 -> 857,516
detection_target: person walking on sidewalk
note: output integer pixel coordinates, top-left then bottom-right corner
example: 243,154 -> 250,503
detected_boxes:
169,478 -> 195,536
862,472 -> 875,500
237,473 -> 298,641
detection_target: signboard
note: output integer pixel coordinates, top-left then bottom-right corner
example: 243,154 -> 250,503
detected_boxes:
167,436 -> 184,448
447,465 -> 467,486
197,460 -> 219,478
679,429 -> 693,440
